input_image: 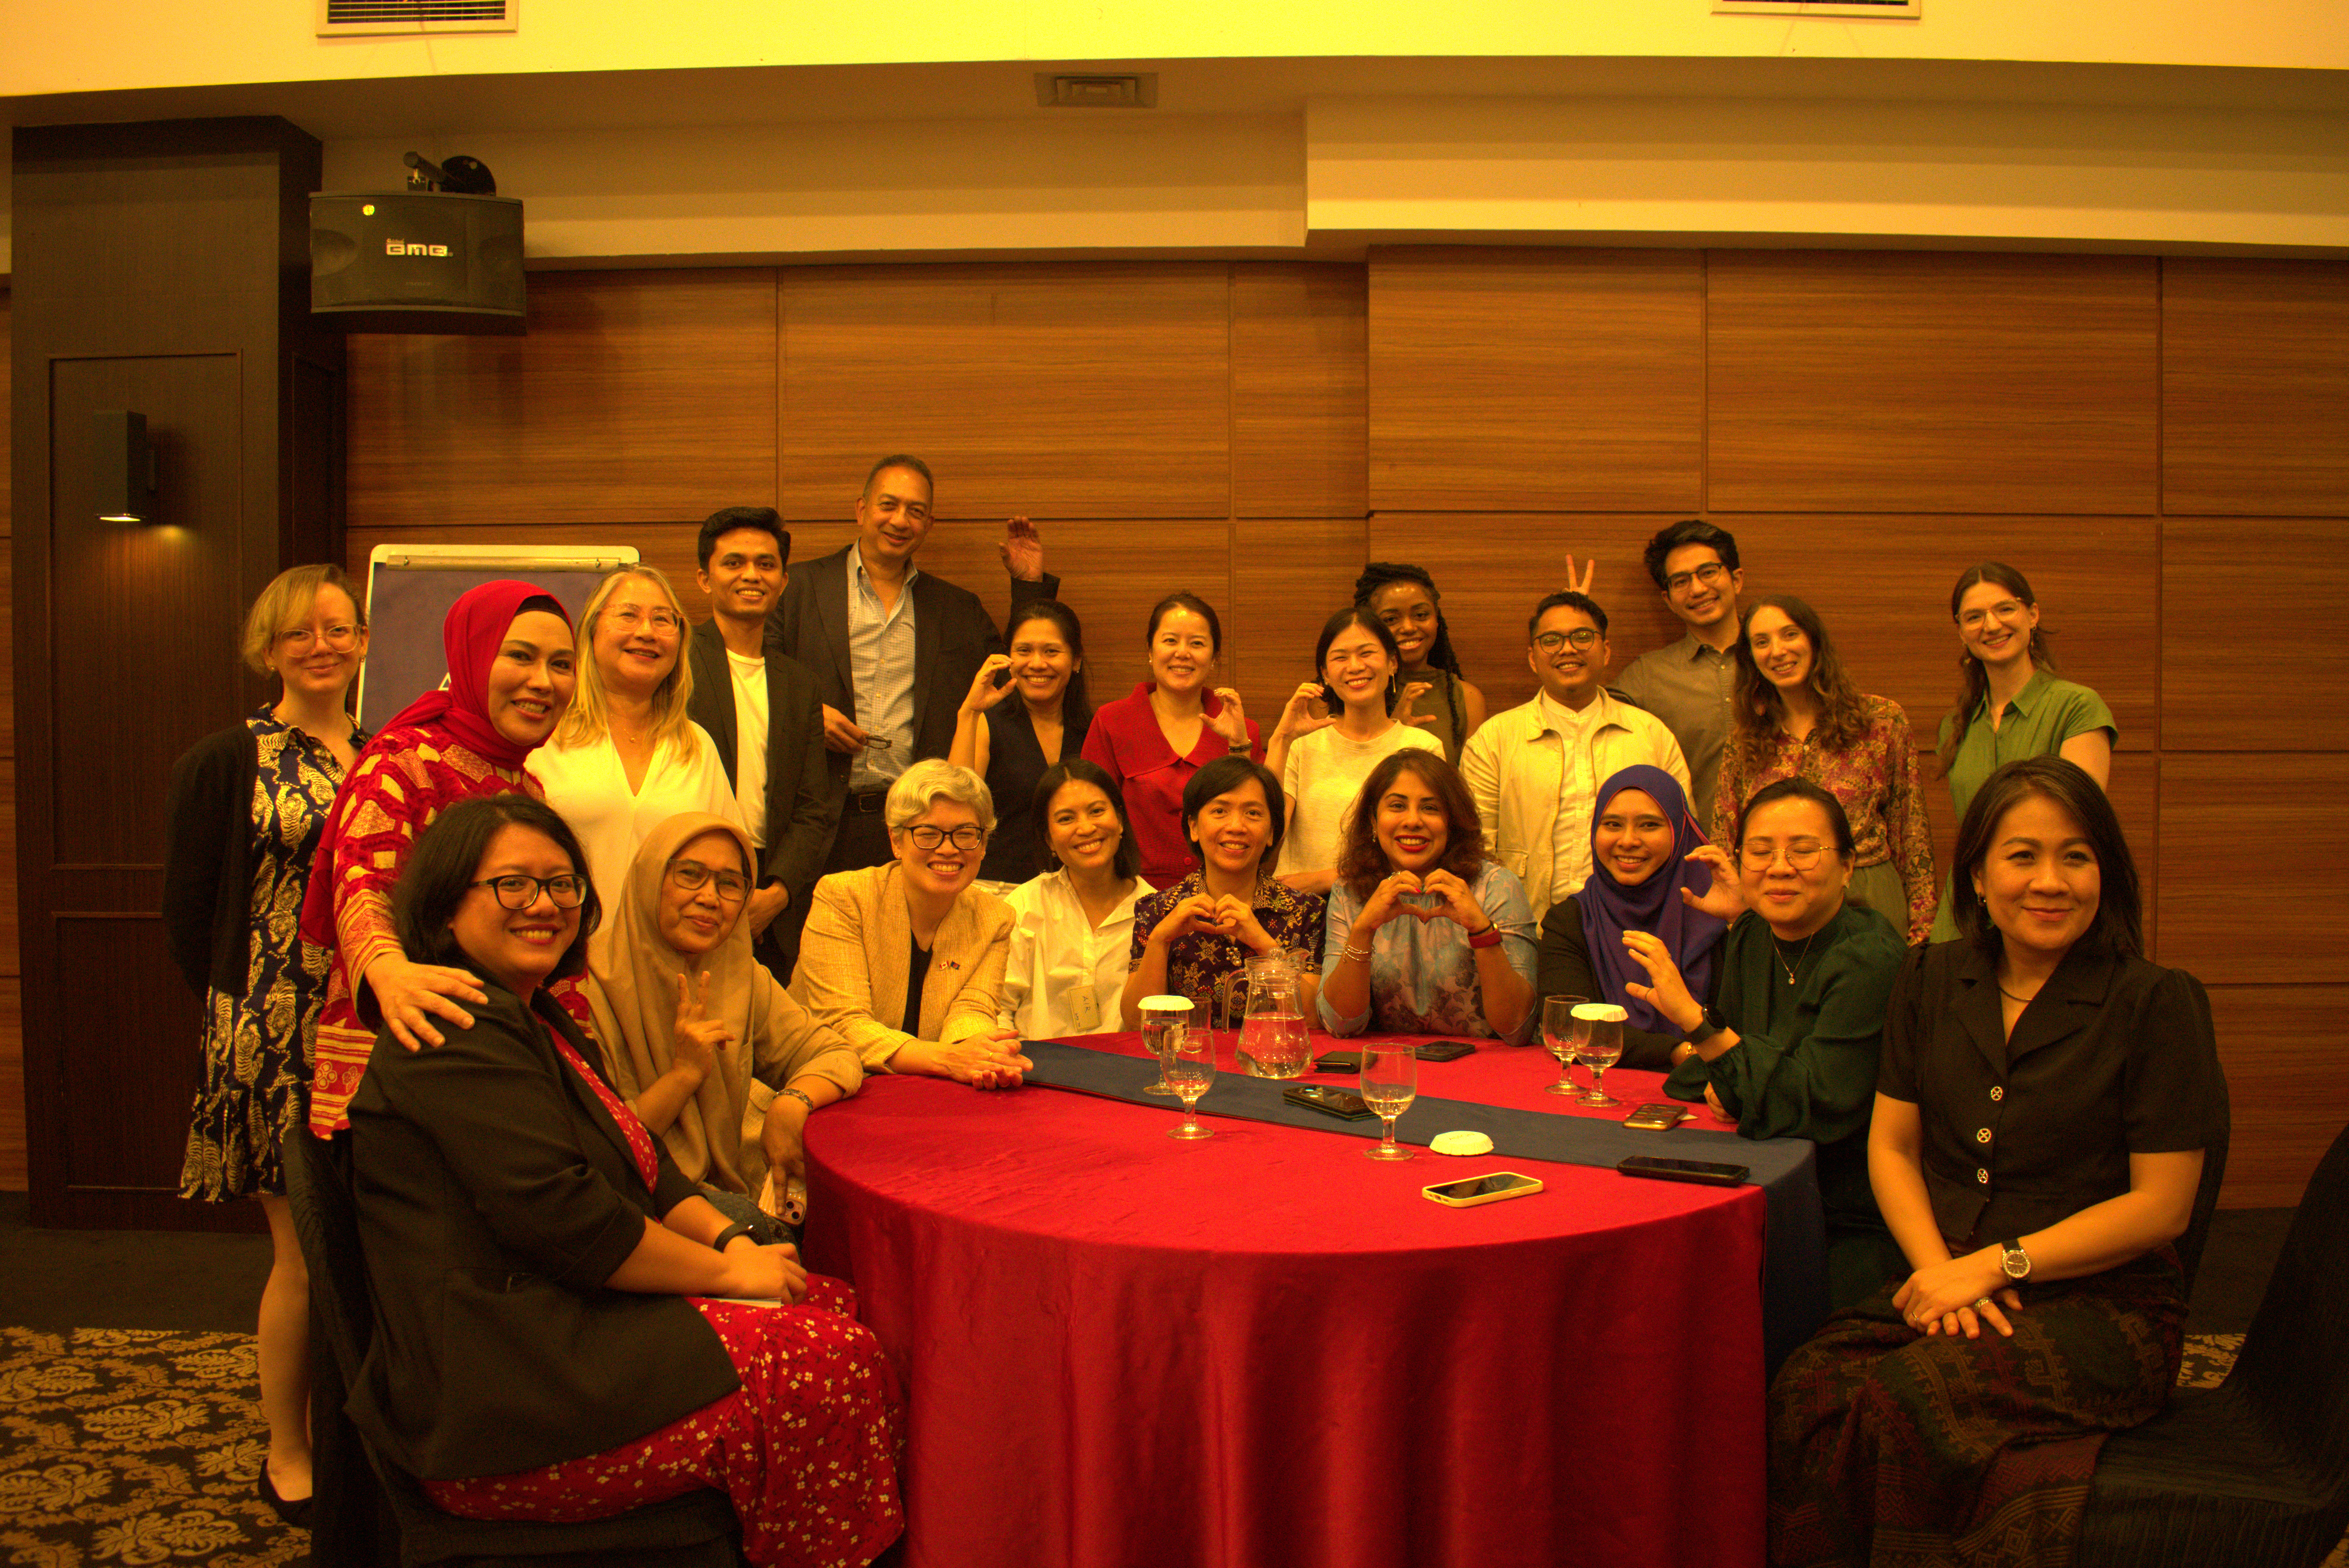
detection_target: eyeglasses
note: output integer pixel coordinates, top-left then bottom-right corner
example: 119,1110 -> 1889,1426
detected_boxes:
279,623 -> 361,652
1957,599 -> 2027,629
1663,562 -> 1729,596
606,605 -> 683,635
470,873 -> 590,910
1739,840 -> 1829,871
904,823 -> 986,852
1533,628 -> 1600,654
667,859 -> 750,902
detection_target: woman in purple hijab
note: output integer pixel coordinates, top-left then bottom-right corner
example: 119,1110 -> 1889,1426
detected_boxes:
1534,764 -> 1728,1070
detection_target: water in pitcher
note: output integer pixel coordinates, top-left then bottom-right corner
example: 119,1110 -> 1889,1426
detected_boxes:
1237,1012 -> 1311,1078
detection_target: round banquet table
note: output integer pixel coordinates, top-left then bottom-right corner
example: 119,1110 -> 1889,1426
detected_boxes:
803,1033 -> 1797,1568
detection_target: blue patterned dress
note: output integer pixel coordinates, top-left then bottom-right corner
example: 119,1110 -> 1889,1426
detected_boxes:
179,708 -> 360,1199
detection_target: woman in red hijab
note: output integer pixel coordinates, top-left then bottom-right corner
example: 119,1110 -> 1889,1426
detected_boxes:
304,582 -> 581,1135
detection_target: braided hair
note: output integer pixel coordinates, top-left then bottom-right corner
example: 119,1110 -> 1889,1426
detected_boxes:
1352,561 -> 1464,677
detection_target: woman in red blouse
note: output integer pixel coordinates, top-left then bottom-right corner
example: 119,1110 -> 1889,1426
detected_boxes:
1081,593 -> 1264,886
1713,595 -> 1935,944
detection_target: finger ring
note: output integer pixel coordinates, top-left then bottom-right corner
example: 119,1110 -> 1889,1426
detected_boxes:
1971,1297 -> 1992,1310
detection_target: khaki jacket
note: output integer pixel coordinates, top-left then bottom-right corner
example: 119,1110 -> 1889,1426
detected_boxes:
789,862 -> 1014,1070
1459,691 -> 1691,922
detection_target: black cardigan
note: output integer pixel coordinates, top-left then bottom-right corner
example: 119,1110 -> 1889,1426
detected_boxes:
344,979 -> 741,1480
162,723 -> 264,998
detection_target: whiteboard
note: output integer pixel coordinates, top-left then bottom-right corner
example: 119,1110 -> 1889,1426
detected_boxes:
357,543 -> 641,736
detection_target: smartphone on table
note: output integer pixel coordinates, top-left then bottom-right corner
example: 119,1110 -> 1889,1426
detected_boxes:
1423,1171 -> 1544,1208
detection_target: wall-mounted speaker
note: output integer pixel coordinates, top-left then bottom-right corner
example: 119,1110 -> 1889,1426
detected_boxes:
310,191 -> 526,335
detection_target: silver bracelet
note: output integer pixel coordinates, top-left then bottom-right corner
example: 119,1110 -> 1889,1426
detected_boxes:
1338,941 -> 1373,965
778,1087 -> 816,1114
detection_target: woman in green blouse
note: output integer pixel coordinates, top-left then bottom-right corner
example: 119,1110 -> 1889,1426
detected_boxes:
1621,777 -> 1911,1311
1928,563 -> 2116,941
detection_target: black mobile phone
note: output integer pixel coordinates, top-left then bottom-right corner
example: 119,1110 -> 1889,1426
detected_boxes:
1284,1084 -> 1375,1121
1314,1050 -> 1365,1074
1616,1155 -> 1750,1187
1622,1102 -> 1688,1131
1415,1040 -> 1475,1063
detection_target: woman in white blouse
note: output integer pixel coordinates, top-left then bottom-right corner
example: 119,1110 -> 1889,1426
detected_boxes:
998,759 -> 1153,1039
1268,606 -> 1440,895
528,565 -> 749,912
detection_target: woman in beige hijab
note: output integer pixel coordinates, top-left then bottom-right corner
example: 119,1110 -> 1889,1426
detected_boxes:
588,812 -> 861,1237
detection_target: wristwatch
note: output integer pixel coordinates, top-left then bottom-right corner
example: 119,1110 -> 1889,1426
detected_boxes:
1999,1238 -> 2032,1281
1686,1004 -> 1731,1045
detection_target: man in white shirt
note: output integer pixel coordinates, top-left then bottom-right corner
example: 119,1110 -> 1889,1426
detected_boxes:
1461,590 -> 1691,924
688,506 -> 836,983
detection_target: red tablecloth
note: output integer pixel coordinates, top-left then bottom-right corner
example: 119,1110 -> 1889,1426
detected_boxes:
803,1035 -> 1769,1568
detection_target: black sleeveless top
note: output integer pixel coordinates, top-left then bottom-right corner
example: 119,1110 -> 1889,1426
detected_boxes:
979,702 -> 1093,883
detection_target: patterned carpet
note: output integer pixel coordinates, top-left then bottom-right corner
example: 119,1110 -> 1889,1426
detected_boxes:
0,1326 -> 2336,1566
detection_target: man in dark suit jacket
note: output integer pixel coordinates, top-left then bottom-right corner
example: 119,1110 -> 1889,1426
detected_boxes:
763,454 -> 1059,875
688,507 -> 838,984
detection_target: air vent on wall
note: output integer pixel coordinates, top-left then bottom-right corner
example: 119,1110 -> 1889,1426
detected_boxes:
1034,73 -> 1158,109
318,0 -> 516,36
1714,0 -> 1919,15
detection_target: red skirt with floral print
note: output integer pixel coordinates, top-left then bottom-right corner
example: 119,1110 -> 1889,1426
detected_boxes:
426,1280 -> 903,1568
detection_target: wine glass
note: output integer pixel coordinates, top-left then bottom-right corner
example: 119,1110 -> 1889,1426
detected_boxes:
1359,1041 -> 1418,1161
1165,1025 -> 1217,1140
1540,995 -> 1589,1098
1138,995 -> 1191,1097
1575,1004 -> 1626,1108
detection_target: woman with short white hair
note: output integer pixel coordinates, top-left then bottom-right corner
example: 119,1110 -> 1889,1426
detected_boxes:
527,564 -> 747,913
791,759 -> 1029,1087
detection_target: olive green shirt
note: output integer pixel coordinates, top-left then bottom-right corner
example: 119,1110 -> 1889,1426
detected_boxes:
1930,671 -> 2116,941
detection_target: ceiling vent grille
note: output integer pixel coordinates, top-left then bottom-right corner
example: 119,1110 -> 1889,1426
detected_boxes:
1034,73 -> 1158,109
318,0 -> 516,36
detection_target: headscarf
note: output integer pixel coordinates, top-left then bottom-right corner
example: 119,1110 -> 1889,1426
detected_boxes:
298,581 -> 572,949
1577,764 -> 1728,1035
382,580 -> 572,771
586,812 -> 772,1193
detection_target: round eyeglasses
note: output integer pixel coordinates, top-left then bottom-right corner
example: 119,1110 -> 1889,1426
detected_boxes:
469,873 -> 590,910
1533,628 -> 1600,654
1738,840 -> 1829,871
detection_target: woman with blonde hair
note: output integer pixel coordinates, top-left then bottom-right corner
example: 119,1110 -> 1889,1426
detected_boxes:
1713,595 -> 1936,944
165,562 -> 369,1522
792,759 -> 1030,1087
528,564 -> 747,912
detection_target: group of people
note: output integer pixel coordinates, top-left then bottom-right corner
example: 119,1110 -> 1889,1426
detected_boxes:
160,451 -> 2221,1568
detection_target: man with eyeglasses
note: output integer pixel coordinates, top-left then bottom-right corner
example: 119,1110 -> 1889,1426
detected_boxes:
764,454 -> 1060,880
1615,520 -> 1747,836
1461,591 -> 1690,924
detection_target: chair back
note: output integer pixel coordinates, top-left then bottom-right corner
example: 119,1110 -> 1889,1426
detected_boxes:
282,1126 -> 375,1385
2230,1117 -> 2349,1484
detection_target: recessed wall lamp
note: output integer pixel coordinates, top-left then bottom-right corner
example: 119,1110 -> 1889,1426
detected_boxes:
94,410 -> 159,524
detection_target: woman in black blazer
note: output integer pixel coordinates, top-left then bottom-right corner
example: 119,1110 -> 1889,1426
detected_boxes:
345,796 -> 903,1568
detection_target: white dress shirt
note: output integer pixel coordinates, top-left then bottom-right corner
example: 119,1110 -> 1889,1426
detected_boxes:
997,868 -> 1155,1039
526,723 -> 749,914
725,648 -> 770,848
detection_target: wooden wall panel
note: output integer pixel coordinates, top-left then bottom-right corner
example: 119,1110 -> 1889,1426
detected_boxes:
2163,260 -> 2349,517
2160,754 -> 2349,985
1366,514 -> 1719,715
1226,517 -> 1370,723
347,269 -> 778,530
1708,253 -> 2159,515
0,980 -> 21,1192
778,264 -> 1231,521
1367,249 -> 1704,514
1717,515 -> 2159,755
1232,264 -> 1367,519
2203,986 -> 2349,1209
0,289 -> 14,1190
2162,515 -> 2349,751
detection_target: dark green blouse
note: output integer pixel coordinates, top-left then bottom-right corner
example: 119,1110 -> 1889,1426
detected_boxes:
1665,903 -> 1908,1245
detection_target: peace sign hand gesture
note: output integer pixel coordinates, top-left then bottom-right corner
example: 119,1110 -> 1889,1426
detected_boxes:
672,970 -> 736,1084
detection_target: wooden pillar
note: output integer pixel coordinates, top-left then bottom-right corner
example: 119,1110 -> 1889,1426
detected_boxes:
11,117 -> 343,1229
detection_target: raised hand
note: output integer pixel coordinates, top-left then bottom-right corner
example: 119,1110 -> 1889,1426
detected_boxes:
962,654 -> 1016,715
1563,554 -> 1597,597
999,516 -> 1045,581
1619,929 -> 1701,1033
1206,688 -> 1251,752
1151,893 -> 1227,948
1355,870 -> 1424,933
1275,681 -> 1337,741
1417,868 -> 1485,930
1394,679 -> 1438,734
1679,844 -> 1747,920
1212,893 -> 1276,954
672,970 -> 735,1082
